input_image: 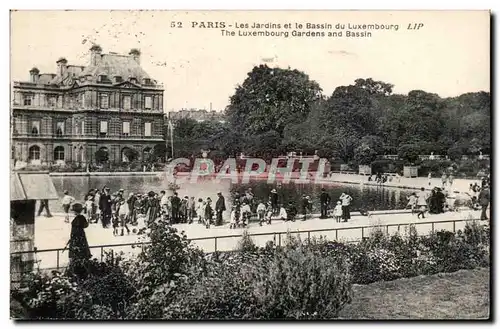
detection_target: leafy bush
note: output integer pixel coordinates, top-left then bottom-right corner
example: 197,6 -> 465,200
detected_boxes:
124,218 -> 207,319
165,237 -> 352,320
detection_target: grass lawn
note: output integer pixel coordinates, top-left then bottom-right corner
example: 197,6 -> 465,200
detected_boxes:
339,267 -> 490,320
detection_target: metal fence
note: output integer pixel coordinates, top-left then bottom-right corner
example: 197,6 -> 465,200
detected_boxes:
10,217 -> 483,277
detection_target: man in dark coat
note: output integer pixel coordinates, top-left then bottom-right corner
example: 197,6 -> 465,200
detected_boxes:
99,187 -> 112,228
478,185 -> 490,220
171,192 -> 181,224
270,189 -> 279,215
300,195 -> 310,221
215,192 -> 226,226
319,188 -> 331,219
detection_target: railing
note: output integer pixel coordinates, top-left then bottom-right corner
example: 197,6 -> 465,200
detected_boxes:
10,218 -> 483,278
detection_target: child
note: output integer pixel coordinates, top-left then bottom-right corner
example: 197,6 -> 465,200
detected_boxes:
257,201 -> 266,226
85,195 -> 95,223
265,202 -> 273,225
229,207 -> 238,229
204,198 -> 213,229
196,198 -> 204,224
334,201 -> 343,223
61,190 -> 75,223
407,192 -> 417,214
240,202 -> 251,227
416,187 -> 429,219
278,204 -> 288,221
117,198 -> 130,236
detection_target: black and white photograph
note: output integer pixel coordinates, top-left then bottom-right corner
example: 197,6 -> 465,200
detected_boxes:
9,10 -> 491,320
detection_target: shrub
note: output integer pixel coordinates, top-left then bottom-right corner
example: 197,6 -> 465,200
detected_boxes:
124,218 -> 207,319
165,235 -> 353,320
13,253 -> 137,319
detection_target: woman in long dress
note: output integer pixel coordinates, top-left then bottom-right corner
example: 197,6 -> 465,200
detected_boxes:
144,191 -> 161,225
67,203 -> 91,276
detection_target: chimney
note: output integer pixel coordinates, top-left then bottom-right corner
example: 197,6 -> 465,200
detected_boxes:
129,48 -> 141,65
29,67 -> 40,83
90,44 -> 103,66
56,58 -> 68,77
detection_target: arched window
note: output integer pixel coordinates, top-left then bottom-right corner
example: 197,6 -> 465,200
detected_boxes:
29,145 -> 40,160
80,146 -> 84,162
143,147 -> 152,161
11,146 -> 15,160
54,146 -> 65,161
95,147 -> 109,164
122,147 -> 133,163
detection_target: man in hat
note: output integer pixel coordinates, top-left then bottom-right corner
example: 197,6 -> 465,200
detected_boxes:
215,192 -> 226,226
478,184 -> 490,220
319,188 -> 331,219
99,187 -> 113,228
339,192 -> 353,222
270,189 -> 279,215
171,192 -> 181,224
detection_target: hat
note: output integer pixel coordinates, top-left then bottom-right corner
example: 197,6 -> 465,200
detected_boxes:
71,203 -> 84,213
337,201 -> 341,204
184,196 -> 189,199
119,189 -> 124,192
148,191 -> 155,197
271,189 -> 277,193
217,192 -> 222,195
129,192 -> 135,197
105,187 -> 111,191
63,190 -> 69,195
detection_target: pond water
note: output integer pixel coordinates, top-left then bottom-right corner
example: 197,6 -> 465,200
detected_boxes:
49,175 -> 413,213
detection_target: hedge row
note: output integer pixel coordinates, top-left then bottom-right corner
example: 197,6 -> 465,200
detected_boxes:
12,219 -> 489,320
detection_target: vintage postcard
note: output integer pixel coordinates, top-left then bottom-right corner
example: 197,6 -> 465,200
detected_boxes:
9,10 -> 490,320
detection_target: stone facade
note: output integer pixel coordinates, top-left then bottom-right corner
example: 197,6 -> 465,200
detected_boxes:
11,46 -> 165,166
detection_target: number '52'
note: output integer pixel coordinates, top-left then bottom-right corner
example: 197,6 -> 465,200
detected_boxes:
171,22 -> 183,28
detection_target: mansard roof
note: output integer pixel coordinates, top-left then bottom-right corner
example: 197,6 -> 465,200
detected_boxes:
80,53 -> 151,83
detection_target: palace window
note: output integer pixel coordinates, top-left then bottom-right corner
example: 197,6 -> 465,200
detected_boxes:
100,121 -> 108,137
23,94 -> 32,106
115,76 -> 123,83
81,121 -> 85,135
48,95 -> 57,107
144,122 -> 152,137
80,93 -> 86,107
144,96 -> 152,109
143,78 -> 151,85
54,146 -> 65,161
56,122 -> 65,137
100,93 -> 109,109
31,121 -> 40,135
123,95 -> 131,110
98,75 -> 109,83
29,145 -> 40,160
122,121 -> 130,136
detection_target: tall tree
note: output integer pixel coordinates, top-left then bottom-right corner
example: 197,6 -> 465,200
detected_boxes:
225,65 -> 322,138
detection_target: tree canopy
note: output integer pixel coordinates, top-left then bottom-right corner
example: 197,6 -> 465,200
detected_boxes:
170,65 -> 490,165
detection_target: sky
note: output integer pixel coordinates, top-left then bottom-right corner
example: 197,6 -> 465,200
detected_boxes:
10,10 -> 490,112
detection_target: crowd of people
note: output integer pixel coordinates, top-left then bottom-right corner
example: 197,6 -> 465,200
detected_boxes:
44,186 -> 357,236
37,175 -> 489,238
406,176 -> 490,220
